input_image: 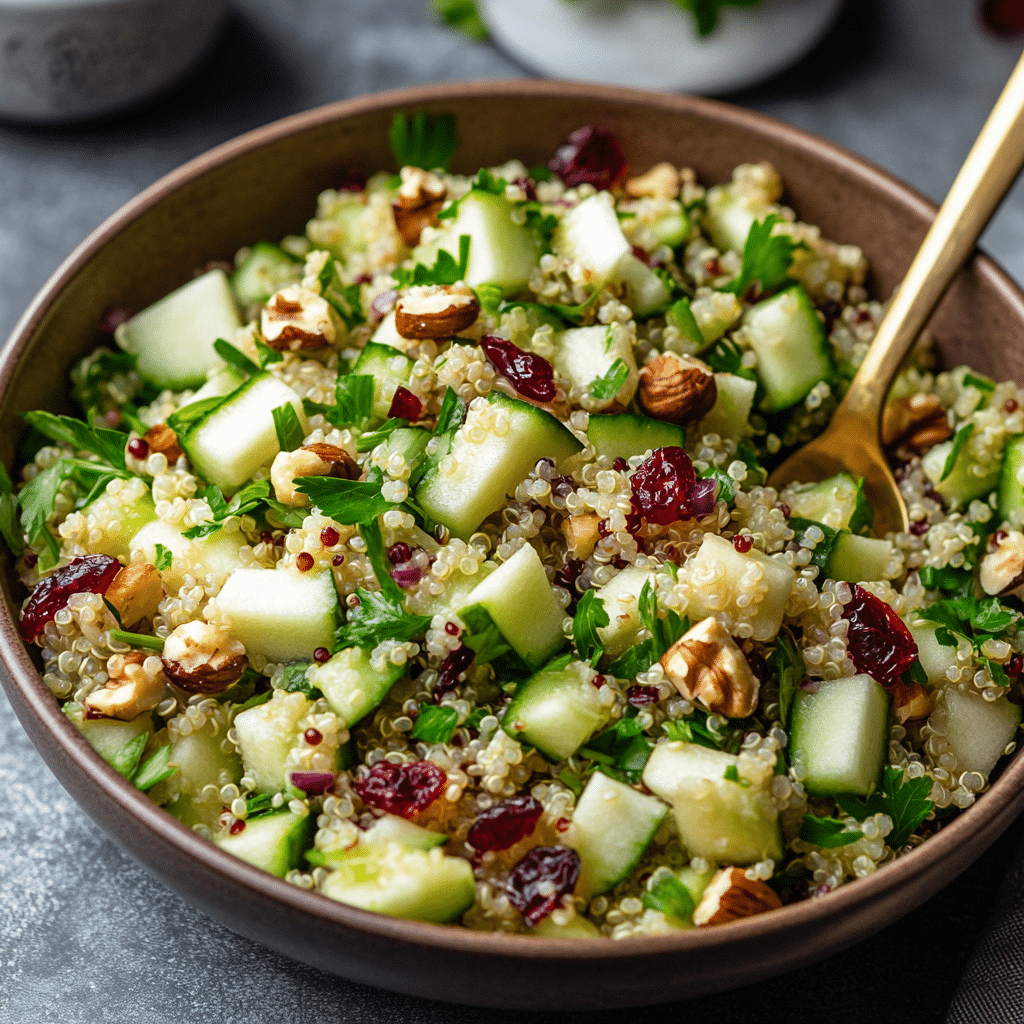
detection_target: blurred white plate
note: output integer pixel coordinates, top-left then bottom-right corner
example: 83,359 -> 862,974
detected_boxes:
478,0 -> 845,94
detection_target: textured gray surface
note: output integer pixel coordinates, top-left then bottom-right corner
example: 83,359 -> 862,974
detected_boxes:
2,1 -> 1024,1021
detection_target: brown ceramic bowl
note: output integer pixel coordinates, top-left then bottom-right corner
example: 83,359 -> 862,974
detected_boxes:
2,81 -> 1023,1010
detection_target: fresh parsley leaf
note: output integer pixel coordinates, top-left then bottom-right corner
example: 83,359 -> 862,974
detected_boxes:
475,282 -> 504,315
411,705 -> 461,743
706,337 -> 755,380
392,235 -> 471,289
505,291 -> 601,327
317,257 -> 365,329
235,689 -> 273,713
22,410 -> 127,471
589,359 -> 630,401
769,633 -> 803,726
356,418 -> 409,453
295,476 -> 394,525
279,661 -> 319,699
213,338 -> 259,376
735,441 -> 767,484
962,372 -> 994,396
637,579 -> 689,660
272,403 -> 305,452
941,422 -> 975,482
726,214 -> 800,298
262,498 -> 310,530
662,706 -> 745,754
389,110 -> 459,171
579,710 -> 652,784
255,339 -> 284,368
557,768 -> 584,798
432,0 -> 489,39
800,813 -> 864,848
109,629 -> 164,652
573,589 -> 609,666
0,464 -> 23,556
698,466 -> 736,504
333,374 -> 376,428
335,587 -> 431,649
359,517 -> 405,602
459,603 -> 512,664
183,480 -> 272,539
641,873 -> 695,920
153,543 -> 172,571
70,348 -> 141,418
914,595 -> 1017,665
522,203 -> 559,250
133,744 -> 176,791
471,168 -> 507,195
435,386 -> 466,437
723,764 -> 743,784
836,766 -> 934,850
918,563 -> 975,597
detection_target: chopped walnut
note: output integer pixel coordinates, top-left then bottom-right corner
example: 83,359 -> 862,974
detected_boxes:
85,651 -> 167,721
271,443 -> 359,506
104,563 -> 163,629
161,620 -> 248,695
261,283 -> 336,351
392,166 -> 447,247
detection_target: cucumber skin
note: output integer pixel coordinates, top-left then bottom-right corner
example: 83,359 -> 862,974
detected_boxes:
214,811 -> 313,878
998,433 -> 1024,528
310,646 -> 405,728
352,342 -> 414,423
587,413 -> 685,462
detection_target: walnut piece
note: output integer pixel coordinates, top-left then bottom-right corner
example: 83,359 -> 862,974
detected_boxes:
161,620 -> 248,695
261,283 -> 336,351
142,424 -> 183,464
625,162 -> 680,201
693,867 -> 783,926
271,443 -> 359,506
562,513 -> 601,561
104,563 -> 163,629
890,681 -> 933,725
85,650 -> 167,721
660,616 -> 759,718
638,353 -> 717,425
881,393 -> 952,455
395,284 -> 480,341
980,530 -> 1024,596
392,166 -> 447,247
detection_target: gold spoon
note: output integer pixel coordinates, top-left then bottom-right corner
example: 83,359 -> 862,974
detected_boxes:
767,50 -> 1024,537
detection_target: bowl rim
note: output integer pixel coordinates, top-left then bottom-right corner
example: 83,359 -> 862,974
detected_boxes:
4,77 -> 1024,964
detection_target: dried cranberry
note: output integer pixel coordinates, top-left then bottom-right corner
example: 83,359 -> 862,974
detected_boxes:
388,386 -> 423,421
612,458 -> 629,472
842,584 -> 918,688
127,438 -> 149,460
1006,398 -> 1019,413
480,336 -> 556,403
388,543 -> 411,565
593,674 -> 606,689
352,761 -> 446,819
296,552 -> 314,572
553,559 -> 585,610
467,795 -> 543,852
435,644 -> 474,699
445,621 -> 460,637
910,519 -> 930,536
506,846 -> 581,926
304,727 -> 324,745
777,502 -> 791,518
993,530 -> 1009,546
982,0 -> 1024,34
332,553 -> 346,566
630,447 -> 697,526
320,526 -> 340,547
549,126 -> 626,190
732,534 -> 753,553
513,176 -> 538,201
313,648 -> 331,665
229,819 -> 246,835
20,554 -> 122,641
627,684 -> 660,706
555,817 -> 571,833
391,566 -> 423,587
855,309 -> 872,324
631,244 -> 654,267
96,306 -> 133,335
1007,654 -> 1024,677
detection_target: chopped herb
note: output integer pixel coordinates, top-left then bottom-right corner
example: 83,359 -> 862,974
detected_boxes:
557,769 -> 584,798
70,348 -> 141,419
637,579 -> 688,660
723,764 -> 746,784
735,440 -> 767,484
589,358 -> 630,401
800,813 -> 864,848
183,480 -> 273,539
0,464 -> 23,555
918,563 -> 975,597
317,257 -> 365,329
573,589 -> 609,666
434,386 -> 466,436
333,374 -> 376,429
769,633 -> 803,726
460,603 -> 512,665
235,689 -> 273,713
962,372 -> 994,395
726,213 -> 801,298
213,338 -> 259,376
411,705 -> 460,743
579,709 -> 652,784
505,291 -> 601,327
475,282 -> 505,315
471,168 -> 507,194
432,0 -> 489,39
245,793 -> 275,819
335,587 -> 431,650
463,707 -> 490,733
356,417 -> 409,453
662,707 -> 745,754
22,410 -> 127,471
295,476 -> 394,526
279,661 -> 319,698
389,111 -> 459,172
255,339 -> 283,368
393,234 -> 471,289
836,766 -> 934,850
153,543 -> 172,571
133,744 -> 176,791
272,403 -> 305,452
262,498 -> 309,530
941,422 -> 975,482
109,629 -> 164,652
706,337 -> 755,380
698,465 -> 735,504
360,517 -> 406,602
642,874 -> 695,920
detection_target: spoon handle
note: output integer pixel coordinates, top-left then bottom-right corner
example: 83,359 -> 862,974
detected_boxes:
840,47 -> 1024,423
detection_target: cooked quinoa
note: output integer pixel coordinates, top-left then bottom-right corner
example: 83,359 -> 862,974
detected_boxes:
7,119 -> 1023,938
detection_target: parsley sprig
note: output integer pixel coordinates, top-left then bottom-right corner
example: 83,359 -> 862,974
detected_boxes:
393,235 -> 471,289
800,813 -> 864,848
914,596 -> 1018,687
836,766 -> 934,850
334,587 -> 431,650
589,359 -> 630,401
725,213 -> 801,299
606,579 -> 688,679
573,589 -> 609,666
641,873 -> 695,920
578,709 -> 652,785
389,111 -> 459,171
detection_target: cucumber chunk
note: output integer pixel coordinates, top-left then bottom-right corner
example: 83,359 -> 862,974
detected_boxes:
594,565 -> 655,660
942,687 -> 1021,777
425,190 -> 540,296
921,437 -> 1002,511
130,519 -> 246,591
66,704 -> 153,768
231,242 -> 302,306
787,472 -> 873,533
162,724 -> 243,828
415,391 -> 583,541
552,323 -> 639,409
180,372 -> 307,494
503,659 -> 611,761
998,433 -> 1024,527
457,543 -> 565,669
789,674 -> 890,797
531,914 -> 603,938
642,741 -> 783,865
567,771 -> 668,897
587,413 -> 685,462
905,615 -> 957,686
362,814 -> 448,850
177,365 -> 247,412
81,485 -> 157,560
703,180 -> 778,255
683,533 -> 795,643
351,341 -> 415,423
309,645 -> 405,727
320,845 -> 475,923
743,286 -> 834,413
616,253 -> 671,317
215,567 -> 339,664
233,690 -> 314,794
698,373 -> 757,442
214,810 -> 313,878
553,192 -> 631,288
825,532 -> 897,584
116,270 -> 242,390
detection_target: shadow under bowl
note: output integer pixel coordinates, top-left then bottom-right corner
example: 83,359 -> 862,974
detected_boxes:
2,80 -> 1023,1010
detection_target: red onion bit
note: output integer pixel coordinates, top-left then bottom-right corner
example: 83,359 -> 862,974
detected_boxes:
290,771 -> 336,796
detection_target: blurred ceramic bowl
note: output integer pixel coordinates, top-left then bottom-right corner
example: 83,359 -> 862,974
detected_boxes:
3,81 -> 1024,1009
477,0 -> 845,93
0,0 -> 228,123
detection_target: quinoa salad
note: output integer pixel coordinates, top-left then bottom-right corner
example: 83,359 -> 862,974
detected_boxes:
6,115 -> 1023,938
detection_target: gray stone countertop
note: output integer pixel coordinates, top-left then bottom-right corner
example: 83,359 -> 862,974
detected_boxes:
2,1 -> 1024,1021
